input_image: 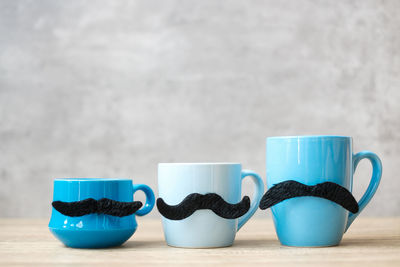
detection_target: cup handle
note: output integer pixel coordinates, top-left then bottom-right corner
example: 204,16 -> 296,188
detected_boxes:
345,151 -> 382,231
132,184 -> 155,216
237,170 -> 265,231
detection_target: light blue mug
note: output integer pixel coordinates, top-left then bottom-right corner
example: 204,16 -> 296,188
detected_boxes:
158,163 -> 264,248
266,136 -> 382,247
49,178 -> 155,248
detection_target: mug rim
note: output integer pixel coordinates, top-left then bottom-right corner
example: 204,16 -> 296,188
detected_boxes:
158,162 -> 241,166
54,178 -> 132,182
267,135 -> 351,140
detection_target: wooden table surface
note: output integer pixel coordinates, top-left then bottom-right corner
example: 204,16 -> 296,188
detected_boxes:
0,218 -> 399,266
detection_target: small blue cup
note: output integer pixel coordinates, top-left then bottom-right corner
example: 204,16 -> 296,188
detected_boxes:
266,136 -> 382,247
49,178 -> 155,248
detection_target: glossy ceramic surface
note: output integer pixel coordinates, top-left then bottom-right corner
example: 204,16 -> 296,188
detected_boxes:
266,136 -> 382,247
49,178 -> 155,248
158,163 -> 264,248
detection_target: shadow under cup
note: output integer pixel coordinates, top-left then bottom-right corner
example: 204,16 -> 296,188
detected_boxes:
266,136 -> 382,247
49,178 -> 155,248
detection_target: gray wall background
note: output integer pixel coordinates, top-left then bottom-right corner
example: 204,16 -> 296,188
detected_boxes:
0,0 -> 399,217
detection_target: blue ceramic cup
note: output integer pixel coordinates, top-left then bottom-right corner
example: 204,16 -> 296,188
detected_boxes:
266,136 -> 382,247
158,163 -> 264,248
49,178 -> 155,248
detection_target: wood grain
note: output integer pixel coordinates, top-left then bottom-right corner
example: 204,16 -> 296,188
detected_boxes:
0,218 -> 399,266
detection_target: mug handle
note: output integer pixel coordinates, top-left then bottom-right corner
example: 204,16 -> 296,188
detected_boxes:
345,151 -> 382,231
132,184 -> 155,216
237,170 -> 265,231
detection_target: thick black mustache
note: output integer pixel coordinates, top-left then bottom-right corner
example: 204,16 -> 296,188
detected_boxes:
52,198 -> 143,217
259,180 -> 359,213
157,193 -> 250,220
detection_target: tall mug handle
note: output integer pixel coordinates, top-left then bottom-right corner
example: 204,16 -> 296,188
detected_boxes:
132,184 -> 155,216
237,170 -> 264,231
346,151 -> 382,231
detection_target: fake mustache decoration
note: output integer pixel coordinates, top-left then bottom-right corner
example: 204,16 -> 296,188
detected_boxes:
157,193 -> 250,220
52,198 -> 143,217
259,180 -> 359,213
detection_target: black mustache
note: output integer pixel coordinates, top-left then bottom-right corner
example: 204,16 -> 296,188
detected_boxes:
157,193 -> 250,220
52,198 -> 143,217
259,180 -> 359,213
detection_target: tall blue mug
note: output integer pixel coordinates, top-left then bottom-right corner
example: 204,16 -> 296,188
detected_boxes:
49,178 -> 155,248
266,136 -> 382,247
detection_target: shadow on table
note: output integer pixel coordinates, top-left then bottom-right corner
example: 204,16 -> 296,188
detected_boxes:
58,240 -> 166,250
123,239 -> 280,249
114,237 -> 399,250
340,237 -> 399,248
234,237 -> 399,249
232,238 -> 279,248
121,240 -> 166,249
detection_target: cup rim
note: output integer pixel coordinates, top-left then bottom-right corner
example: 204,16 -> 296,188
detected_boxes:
54,178 -> 132,182
267,135 -> 351,140
158,162 -> 241,166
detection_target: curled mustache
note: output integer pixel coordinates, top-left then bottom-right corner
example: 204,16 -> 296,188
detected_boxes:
52,198 -> 143,217
157,193 -> 250,220
259,180 -> 359,213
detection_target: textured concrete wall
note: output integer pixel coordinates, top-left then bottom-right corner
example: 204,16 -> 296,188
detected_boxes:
0,0 -> 399,217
